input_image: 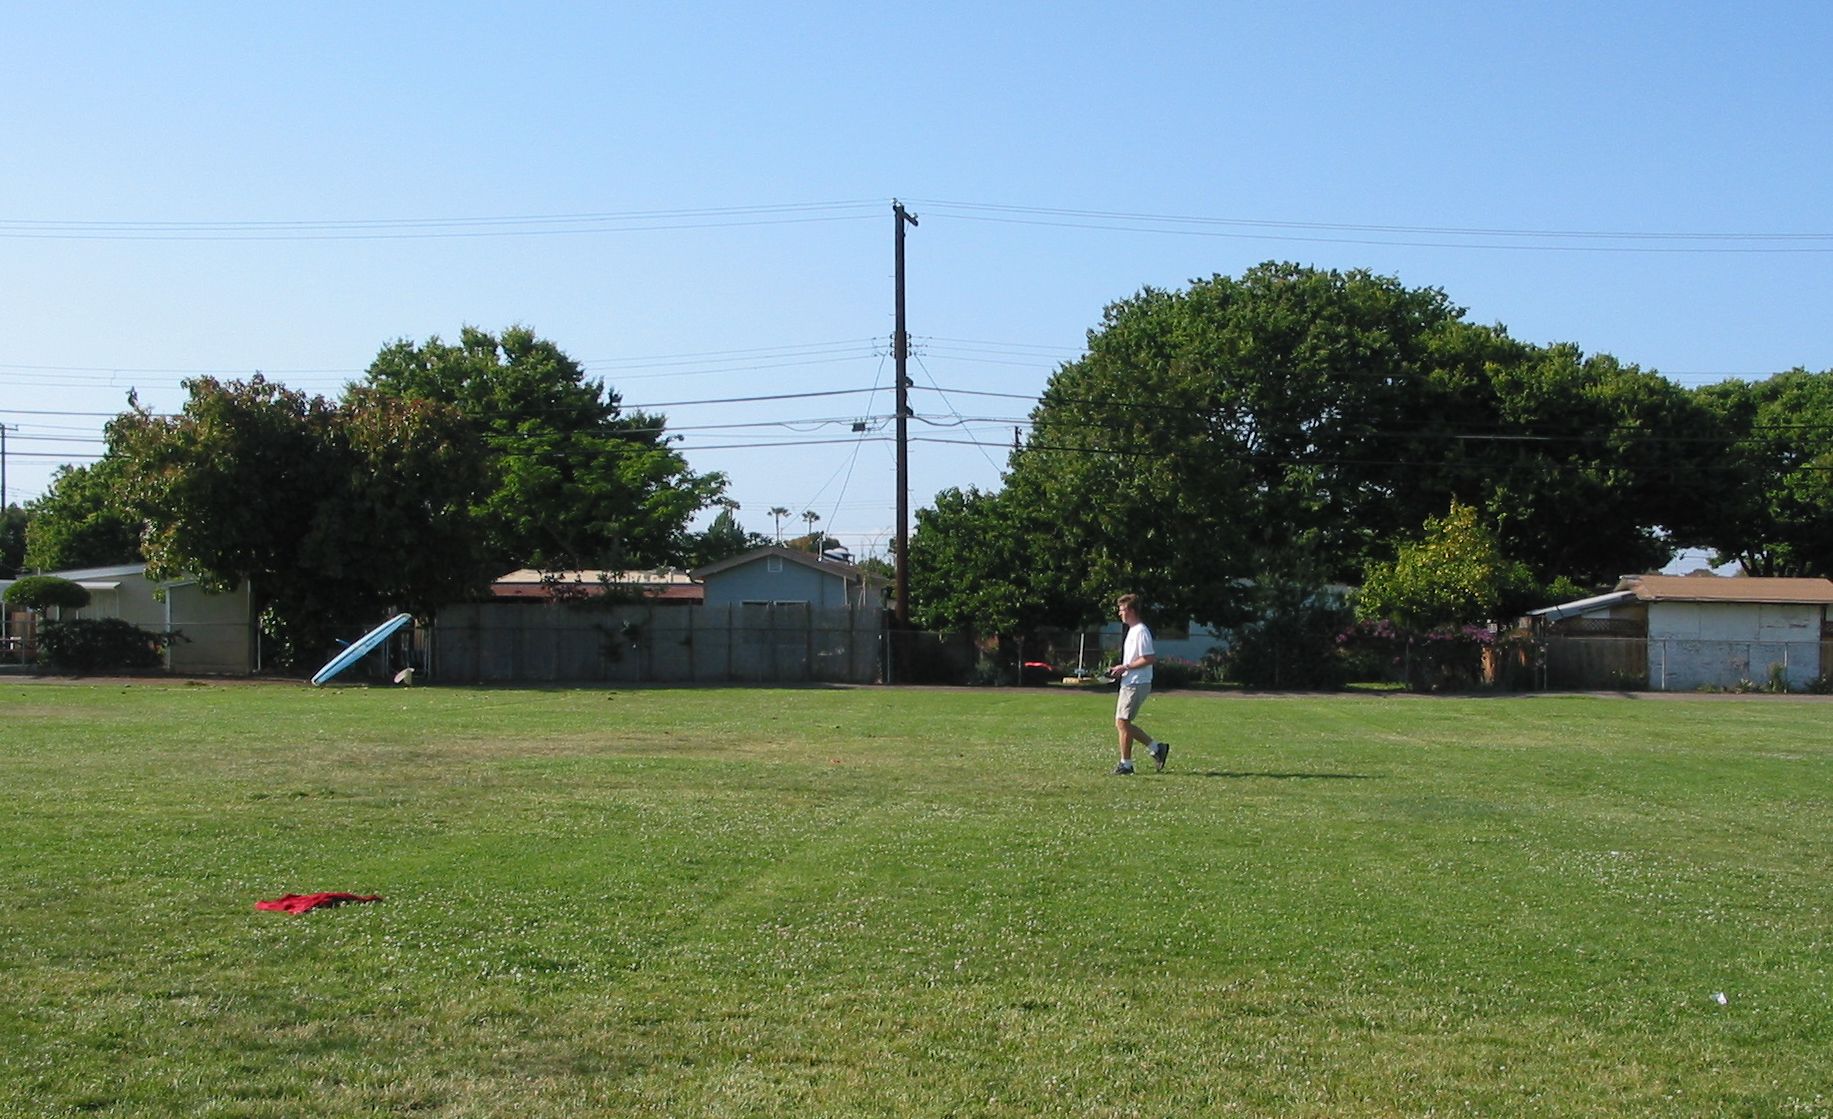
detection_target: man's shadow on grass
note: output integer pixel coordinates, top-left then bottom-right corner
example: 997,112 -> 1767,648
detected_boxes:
1180,770 -> 1380,781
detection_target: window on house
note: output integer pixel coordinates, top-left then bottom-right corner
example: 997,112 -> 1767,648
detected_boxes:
767,557 -> 784,573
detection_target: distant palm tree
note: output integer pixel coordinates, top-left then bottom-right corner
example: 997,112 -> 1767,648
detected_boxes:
768,506 -> 789,543
801,510 -> 819,536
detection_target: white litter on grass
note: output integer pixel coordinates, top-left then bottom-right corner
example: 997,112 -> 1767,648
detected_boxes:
1713,992 -> 1728,1005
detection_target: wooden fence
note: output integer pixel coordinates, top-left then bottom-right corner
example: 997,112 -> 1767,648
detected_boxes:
1541,635 -> 1648,690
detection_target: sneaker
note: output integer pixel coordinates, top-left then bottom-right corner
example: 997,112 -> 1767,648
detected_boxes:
1151,741 -> 1171,772
1112,761 -> 1135,775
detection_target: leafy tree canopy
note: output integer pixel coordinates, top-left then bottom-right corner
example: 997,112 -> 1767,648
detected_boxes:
1356,501 -> 1537,631
46,326 -> 723,667
106,375 -> 493,664
909,262 -> 1740,634
22,462 -> 145,572
364,325 -> 725,571
1690,368 -> 1833,576
0,504 -> 26,578
1465,344 -> 1716,583
935,263 -> 1486,629
687,505 -> 770,568
908,484 -> 1085,633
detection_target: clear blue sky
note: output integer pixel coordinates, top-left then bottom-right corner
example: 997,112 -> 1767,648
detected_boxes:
4,2 -> 1829,563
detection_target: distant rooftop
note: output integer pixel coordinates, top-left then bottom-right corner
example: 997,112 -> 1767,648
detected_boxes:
490,568 -> 703,603
1619,574 -> 1833,605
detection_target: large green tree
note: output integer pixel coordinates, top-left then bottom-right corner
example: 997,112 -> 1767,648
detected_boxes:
946,263 -> 1488,628
910,262 -> 1733,634
1452,344 -> 1717,585
107,376 -> 492,663
1690,368 -> 1833,576
0,504 -> 27,578
21,462 -> 145,571
907,483 -> 1084,633
364,325 -> 725,571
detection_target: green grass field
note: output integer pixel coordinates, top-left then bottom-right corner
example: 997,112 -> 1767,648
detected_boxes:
2,682 -> 1829,1117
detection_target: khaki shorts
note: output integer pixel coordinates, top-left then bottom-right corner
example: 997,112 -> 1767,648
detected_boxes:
1116,682 -> 1151,722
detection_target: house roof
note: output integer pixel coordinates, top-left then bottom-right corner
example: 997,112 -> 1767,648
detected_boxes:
0,578 -> 120,592
1526,590 -> 1638,622
490,568 -> 704,603
44,563 -> 151,581
6,564 -> 183,592
690,546 -> 887,585
494,568 -> 696,587
1618,574 -> 1833,605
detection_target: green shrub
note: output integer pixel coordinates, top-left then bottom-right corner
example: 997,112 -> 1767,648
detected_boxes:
36,618 -> 173,673
3,575 -> 91,612
1224,599 -> 1354,689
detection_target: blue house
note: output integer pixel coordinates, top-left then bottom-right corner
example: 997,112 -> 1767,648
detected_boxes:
691,547 -> 887,612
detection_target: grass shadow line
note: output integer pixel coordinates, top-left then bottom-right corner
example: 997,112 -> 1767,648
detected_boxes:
1185,770 -> 1380,780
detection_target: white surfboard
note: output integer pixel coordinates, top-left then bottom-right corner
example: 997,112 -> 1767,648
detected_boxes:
310,613 -> 414,687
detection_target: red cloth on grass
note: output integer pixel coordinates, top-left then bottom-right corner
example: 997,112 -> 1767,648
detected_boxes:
254,892 -> 382,914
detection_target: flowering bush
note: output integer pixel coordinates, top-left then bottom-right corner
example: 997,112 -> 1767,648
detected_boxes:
1151,655 -> 1214,690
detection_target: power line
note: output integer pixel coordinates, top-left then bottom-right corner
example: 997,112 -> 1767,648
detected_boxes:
909,199 -> 1833,254
0,385 -> 889,422
0,201 -> 883,242
813,350 -> 893,543
13,194 -> 1828,247
8,374 -> 1833,445
583,338 -> 882,366
15,430 -> 1833,474
915,334 -> 1082,354
931,211 -> 1833,254
633,387 -> 882,409
911,353 -> 1004,478
0,342 -> 888,388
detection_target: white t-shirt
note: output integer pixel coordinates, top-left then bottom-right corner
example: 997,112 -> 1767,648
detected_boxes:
1121,621 -> 1155,686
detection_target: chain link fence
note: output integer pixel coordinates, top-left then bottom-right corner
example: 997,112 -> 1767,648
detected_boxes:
1539,635 -> 1830,692
432,602 -> 885,685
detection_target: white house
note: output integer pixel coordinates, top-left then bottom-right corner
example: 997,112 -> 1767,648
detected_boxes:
1529,574 -> 1833,691
1,564 -> 257,675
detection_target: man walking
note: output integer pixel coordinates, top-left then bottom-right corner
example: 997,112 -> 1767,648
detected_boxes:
1108,593 -> 1170,775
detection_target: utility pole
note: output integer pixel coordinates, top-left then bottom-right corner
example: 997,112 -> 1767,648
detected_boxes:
0,423 -> 10,510
893,200 -> 918,626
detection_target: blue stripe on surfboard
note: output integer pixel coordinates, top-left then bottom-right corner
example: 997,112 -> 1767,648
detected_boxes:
310,614 -> 414,686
